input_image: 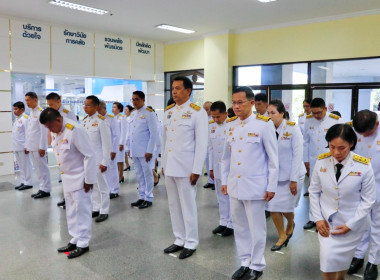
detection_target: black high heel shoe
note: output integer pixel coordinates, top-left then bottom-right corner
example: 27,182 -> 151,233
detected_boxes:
287,223 -> 295,240
154,174 -> 161,186
123,166 -> 131,171
271,238 -> 289,251
119,177 -> 125,183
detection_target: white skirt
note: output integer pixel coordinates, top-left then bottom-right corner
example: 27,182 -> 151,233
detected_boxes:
115,149 -> 124,163
266,178 -> 303,212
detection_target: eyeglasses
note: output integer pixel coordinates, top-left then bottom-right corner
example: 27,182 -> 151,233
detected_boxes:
131,98 -> 142,102
312,110 -> 324,116
232,100 -> 249,106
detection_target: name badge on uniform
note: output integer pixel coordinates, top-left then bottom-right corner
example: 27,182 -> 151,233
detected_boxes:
281,137 -> 291,140
349,172 -> 361,176
92,123 -> 98,127
61,139 -> 68,144
167,112 -> 173,119
182,111 -> 192,119
320,167 -> 327,172
248,133 -> 259,137
140,115 -> 146,119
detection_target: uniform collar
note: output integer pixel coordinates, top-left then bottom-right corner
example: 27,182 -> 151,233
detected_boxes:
276,119 -> 286,132
176,99 -> 191,110
136,105 -> 146,112
332,152 -> 351,166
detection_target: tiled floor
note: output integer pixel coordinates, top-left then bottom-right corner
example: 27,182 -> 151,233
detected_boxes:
0,165 -> 366,280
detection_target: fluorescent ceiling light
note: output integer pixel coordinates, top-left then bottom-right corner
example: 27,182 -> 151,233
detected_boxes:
257,0 -> 277,3
156,24 -> 195,34
49,0 -> 109,15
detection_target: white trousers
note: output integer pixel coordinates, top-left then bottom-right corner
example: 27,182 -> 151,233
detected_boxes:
165,176 -> 198,250
92,169 -> 110,214
29,151 -> 51,192
205,155 -> 214,184
106,159 -> 120,194
64,188 -> 92,248
230,197 -> 266,271
15,151 -> 32,186
215,178 -> 233,228
308,161 -> 317,222
133,157 -> 154,202
354,200 -> 380,264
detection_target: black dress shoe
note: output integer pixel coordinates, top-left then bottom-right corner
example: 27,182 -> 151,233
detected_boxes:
58,179 -> 62,183
57,243 -> 77,253
265,211 -> 271,219
348,257 -> 364,274
15,183 -> 24,190
131,199 -> 144,207
57,199 -> 65,207
67,247 -> 89,259
33,190 -> 50,199
364,262 -> 378,280
164,244 -> 184,254
304,191 -> 309,197
244,269 -> 263,280
154,176 -> 160,186
303,221 -> 316,229
232,266 -> 249,279
221,227 -> 234,237
178,248 -> 196,259
203,183 -> 214,189
92,211 -> 100,218
212,225 -> 227,234
95,214 -> 108,223
139,201 -> 152,209
271,238 -> 289,251
18,185 -> 33,191
110,193 -> 119,199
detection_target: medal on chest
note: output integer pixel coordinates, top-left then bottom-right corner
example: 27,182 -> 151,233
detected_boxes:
182,110 -> 192,119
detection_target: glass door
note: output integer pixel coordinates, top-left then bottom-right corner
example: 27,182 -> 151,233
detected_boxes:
270,89 -> 306,122
358,87 -> 380,114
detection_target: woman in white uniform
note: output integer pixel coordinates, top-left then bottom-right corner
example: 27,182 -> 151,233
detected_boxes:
112,102 -> 127,183
123,105 -> 134,172
267,100 -> 306,251
310,124 -> 376,280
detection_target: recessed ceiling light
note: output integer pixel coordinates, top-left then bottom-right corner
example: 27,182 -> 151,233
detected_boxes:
156,24 -> 195,34
257,0 -> 277,3
49,0 -> 109,15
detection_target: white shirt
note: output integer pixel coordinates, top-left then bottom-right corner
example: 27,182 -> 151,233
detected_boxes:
59,105 -> 77,122
25,106 -> 48,151
208,119 -> 227,180
105,114 -> 120,153
12,113 -> 29,151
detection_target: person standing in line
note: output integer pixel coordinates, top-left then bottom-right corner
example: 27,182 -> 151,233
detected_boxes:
40,108 -> 96,259
310,124 -> 375,280
24,92 -> 51,199
254,93 -> 269,116
127,91 -> 158,209
221,86 -> 278,280
98,101 -> 120,199
112,102 -> 127,183
147,106 -> 162,187
303,98 -> 342,230
203,101 -> 215,190
123,105 -> 134,171
298,99 -> 312,135
13,101 -> 33,191
162,76 -> 208,259
208,101 -> 233,237
83,95 -> 112,223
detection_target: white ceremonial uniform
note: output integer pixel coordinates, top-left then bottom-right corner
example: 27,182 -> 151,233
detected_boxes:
115,113 -> 127,163
205,115 -> 214,185
52,118 -> 97,248
83,113 -> 111,214
127,105 -> 158,202
221,114 -> 279,271
298,112 -> 307,134
59,106 -> 77,122
267,120 -> 306,212
105,114 -> 121,194
162,100 -> 208,249
12,113 -> 32,186
208,119 -> 232,228
303,113 -> 342,221
353,125 -> 380,265
309,152 -> 375,272
25,106 -> 51,192
153,120 -> 163,161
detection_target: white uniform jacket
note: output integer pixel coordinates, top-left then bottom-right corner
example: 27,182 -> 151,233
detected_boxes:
298,112 -> 307,135
115,113 -> 127,147
221,114 -> 279,200
208,119 -> 227,180
83,113 -> 112,167
12,113 -> 29,151
162,100 -> 208,177
59,106 -> 77,122
25,106 -> 48,151
309,152 -> 376,232
105,114 -> 120,154
126,105 -> 158,157
51,118 -> 97,192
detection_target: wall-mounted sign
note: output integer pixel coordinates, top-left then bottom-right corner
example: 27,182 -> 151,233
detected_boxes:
135,40 -> 152,55
63,29 -> 88,45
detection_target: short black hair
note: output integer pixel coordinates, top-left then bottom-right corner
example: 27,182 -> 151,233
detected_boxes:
227,107 -> 235,118
325,124 -> 357,151
25,92 -> 37,99
39,108 -> 62,125
126,105 -> 134,111
113,102 -> 123,112
133,91 -> 145,100
13,101 -> 25,109
233,86 -> 254,100
86,95 -> 100,106
330,111 -> 341,117
254,93 -> 268,103
46,92 -> 61,101
310,98 -> 326,108
353,110 -> 378,133
303,99 -> 312,105
173,76 -> 193,90
167,98 -> 175,107
210,101 -> 226,113
284,111 -> 290,120
268,99 -> 286,114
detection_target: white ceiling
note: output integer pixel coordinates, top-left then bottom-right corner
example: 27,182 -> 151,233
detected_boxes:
1,0 -> 379,43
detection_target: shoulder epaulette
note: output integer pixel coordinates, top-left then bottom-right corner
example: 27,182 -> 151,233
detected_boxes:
38,106 -> 42,111
23,114 -> 29,119
286,121 -> 295,126
165,103 -> 175,111
353,154 -> 370,165
346,121 -> 353,127
256,114 -> 270,122
306,114 -> 313,119
226,116 -> 238,123
329,113 -> 340,120
65,123 -> 75,130
98,114 -> 106,120
120,113 -> 124,117
298,113 -> 304,118
83,115 -> 88,120
190,103 -> 201,111
209,120 -> 215,124
318,152 -> 331,160
146,107 -> 153,112
62,108 -> 69,114
107,114 -> 114,118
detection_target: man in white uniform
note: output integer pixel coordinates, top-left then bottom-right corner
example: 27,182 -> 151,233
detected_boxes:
221,86 -> 278,280
208,101 -> 233,237
24,92 -> 51,199
303,98 -> 342,230
83,95 -> 112,223
12,101 -> 33,190
203,101 -> 215,190
298,99 -> 312,135
127,91 -> 158,209
162,76 -> 208,259
40,108 -> 96,259
254,93 -> 269,116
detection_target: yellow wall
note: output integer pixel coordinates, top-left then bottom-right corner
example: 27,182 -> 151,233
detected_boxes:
164,39 -> 204,71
